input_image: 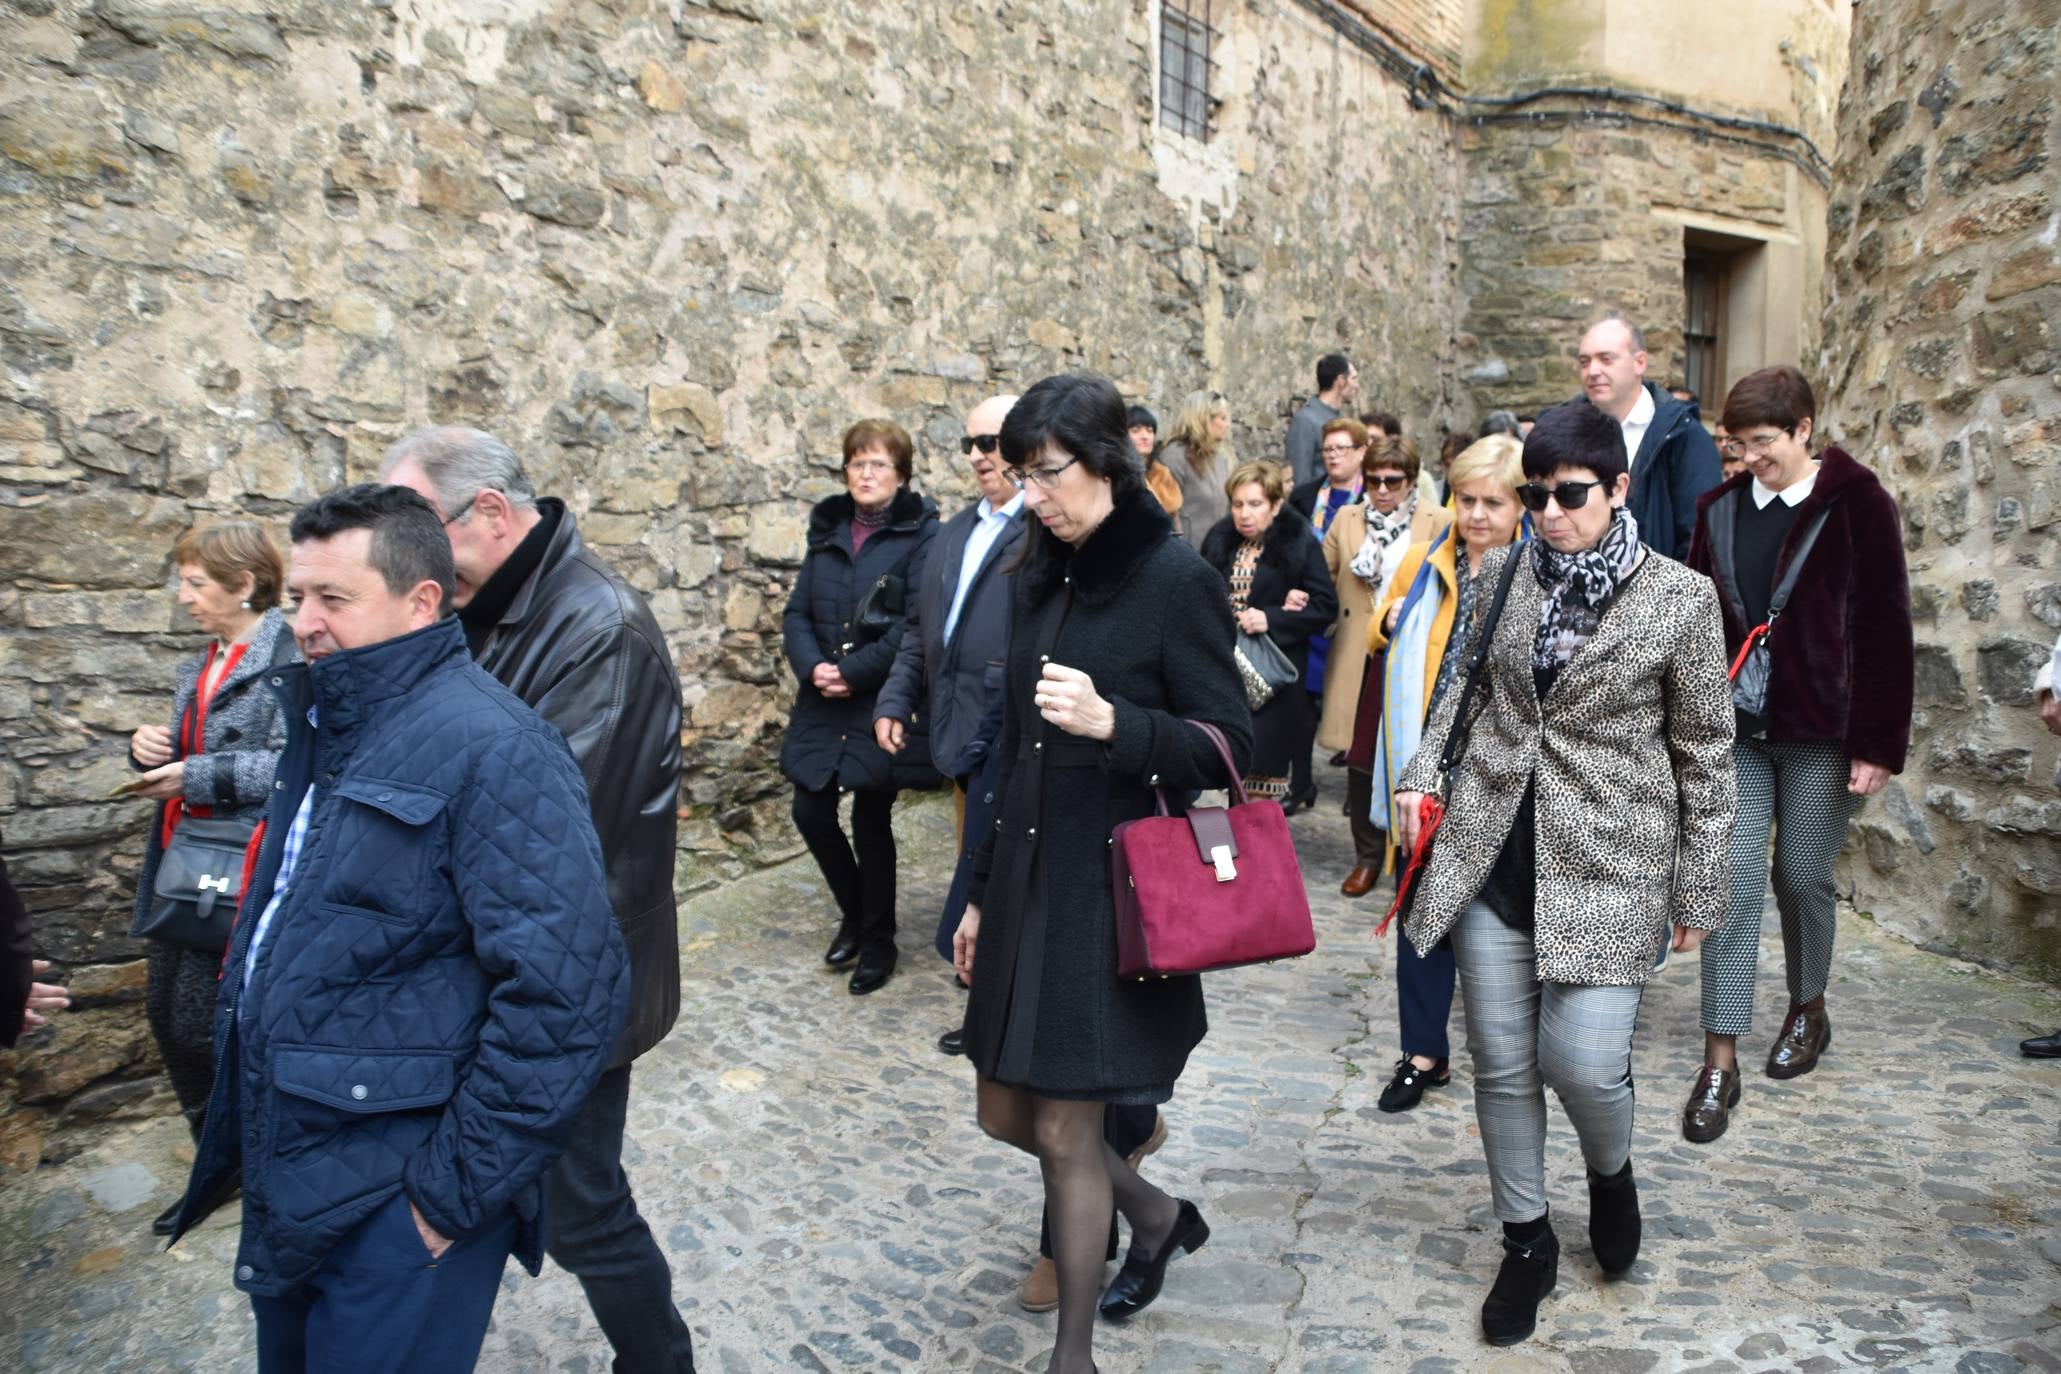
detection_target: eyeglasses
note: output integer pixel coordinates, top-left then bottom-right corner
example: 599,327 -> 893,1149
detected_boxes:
1005,457 -> 1079,491
961,433 -> 1002,455
1320,444 -> 1364,458
1516,480 -> 1605,512
1366,474 -> 1411,491
1717,429 -> 1790,458
845,459 -> 897,476
441,494 -> 476,526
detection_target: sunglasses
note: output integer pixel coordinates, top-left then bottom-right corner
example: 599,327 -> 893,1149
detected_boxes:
960,433 -> 1002,455
1366,474 -> 1411,491
1516,480 -> 1605,512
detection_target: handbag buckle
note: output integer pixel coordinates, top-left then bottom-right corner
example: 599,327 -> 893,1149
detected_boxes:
1210,844 -> 1236,882
197,874 -> 232,894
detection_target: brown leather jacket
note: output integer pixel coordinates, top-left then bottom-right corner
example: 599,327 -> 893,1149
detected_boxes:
472,504 -> 683,1066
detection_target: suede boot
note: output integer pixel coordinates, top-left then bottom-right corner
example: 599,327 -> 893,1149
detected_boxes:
1587,1157 -> 1641,1277
1482,1215 -> 1558,1346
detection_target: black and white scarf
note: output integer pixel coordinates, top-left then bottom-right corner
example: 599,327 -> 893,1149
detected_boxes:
1530,508 -> 1642,671
1348,492 -> 1418,589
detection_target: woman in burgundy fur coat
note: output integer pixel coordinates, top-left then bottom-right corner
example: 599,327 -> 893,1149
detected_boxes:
1680,365 -> 1914,1143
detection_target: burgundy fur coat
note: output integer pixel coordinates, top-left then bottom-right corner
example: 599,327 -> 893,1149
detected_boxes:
1686,445 -> 1914,771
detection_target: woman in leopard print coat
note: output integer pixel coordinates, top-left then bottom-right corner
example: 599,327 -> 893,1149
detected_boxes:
1393,401 -> 1736,1348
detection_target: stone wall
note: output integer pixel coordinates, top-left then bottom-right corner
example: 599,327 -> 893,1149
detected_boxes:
0,0 -> 1461,1166
1816,0 -> 2061,979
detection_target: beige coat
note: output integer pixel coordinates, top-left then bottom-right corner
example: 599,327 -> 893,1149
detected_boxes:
1317,500 -> 1452,751
1395,544 -> 1737,986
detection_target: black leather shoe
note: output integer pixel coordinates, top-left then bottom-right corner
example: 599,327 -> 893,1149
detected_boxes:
1766,1005 -> 1830,1079
937,1027 -> 966,1056
848,950 -> 896,995
1097,1198 -> 1210,1320
823,929 -> 861,967
1681,1063 -> 1741,1143
152,1199 -> 181,1236
1482,1220 -> 1558,1346
1282,785 -> 1319,816
1587,1159 -> 1640,1277
2022,1029 -> 2061,1058
1377,1057 -> 1449,1113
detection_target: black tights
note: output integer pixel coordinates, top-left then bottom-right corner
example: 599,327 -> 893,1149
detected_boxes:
978,1080 -> 1177,1374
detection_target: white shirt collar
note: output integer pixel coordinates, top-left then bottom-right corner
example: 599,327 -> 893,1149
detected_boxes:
1622,386 -> 1655,431
979,492 -> 1025,521
1751,463 -> 1819,509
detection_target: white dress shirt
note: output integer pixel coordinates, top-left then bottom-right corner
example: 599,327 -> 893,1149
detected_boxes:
1619,385 -> 1656,470
1750,463 -> 1819,510
943,493 -> 1023,643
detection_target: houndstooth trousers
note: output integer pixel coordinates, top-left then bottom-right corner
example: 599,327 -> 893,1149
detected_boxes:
1699,738 -> 1859,1037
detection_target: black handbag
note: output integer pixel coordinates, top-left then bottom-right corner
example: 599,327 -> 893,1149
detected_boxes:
136,815 -> 258,951
1380,544 -> 1525,934
1234,630 -> 1299,711
841,573 -> 906,656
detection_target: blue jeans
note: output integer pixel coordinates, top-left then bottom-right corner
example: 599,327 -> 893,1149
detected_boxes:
1396,923 -> 1457,1062
249,1191 -> 516,1373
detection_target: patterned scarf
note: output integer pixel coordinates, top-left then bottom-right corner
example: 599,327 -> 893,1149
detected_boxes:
1530,508 -> 1642,670
1348,493 -> 1418,589
1427,549 -> 1480,714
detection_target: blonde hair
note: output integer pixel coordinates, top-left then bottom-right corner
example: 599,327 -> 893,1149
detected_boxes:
171,520 -> 283,607
1224,460 -> 1285,505
1168,388 -> 1230,474
1445,435 -> 1525,494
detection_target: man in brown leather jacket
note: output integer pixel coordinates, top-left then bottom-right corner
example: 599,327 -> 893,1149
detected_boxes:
384,427 -> 696,1372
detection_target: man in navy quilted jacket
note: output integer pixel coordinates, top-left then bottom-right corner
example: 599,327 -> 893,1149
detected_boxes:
167,484 -> 629,1373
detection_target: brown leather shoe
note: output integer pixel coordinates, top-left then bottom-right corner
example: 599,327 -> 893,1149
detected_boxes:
1341,867 -> 1379,897
1681,1064 -> 1741,1142
1766,1006 -> 1831,1079
1018,1255 -> 1059,1312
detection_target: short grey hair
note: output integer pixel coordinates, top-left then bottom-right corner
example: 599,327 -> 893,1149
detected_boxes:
1587,308 -> 1648,354
379,426 -> 537,518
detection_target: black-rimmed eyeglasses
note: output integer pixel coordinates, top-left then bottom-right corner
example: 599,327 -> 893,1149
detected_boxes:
1516,480 -> 1604,512
1005,458 -> 1078,491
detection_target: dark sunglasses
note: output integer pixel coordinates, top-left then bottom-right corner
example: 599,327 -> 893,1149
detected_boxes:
960,433 -> 1002,455
1516,480 -> 1604,512
1365,474 -> 1411,491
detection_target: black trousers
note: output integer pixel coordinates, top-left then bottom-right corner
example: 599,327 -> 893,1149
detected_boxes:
1345,767 -> 1387,869
1037,1103 -> 1160,1260
791,784 -> 899,955
546,1064 -> 696,1373
1290,689 -> 1321,797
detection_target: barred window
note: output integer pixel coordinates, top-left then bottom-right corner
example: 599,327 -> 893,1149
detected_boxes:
1683,255 -> 1722,404
1159,1 -> 1217,142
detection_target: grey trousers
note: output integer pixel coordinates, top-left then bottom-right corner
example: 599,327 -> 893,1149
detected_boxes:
1451,901 -> 1643,1224
1699,738 -> 1858,1036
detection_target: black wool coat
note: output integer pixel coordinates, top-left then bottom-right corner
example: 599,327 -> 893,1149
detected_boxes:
963,489 -> 1253,1097
781,487 -> 944,793
1201,508 -> 1339,777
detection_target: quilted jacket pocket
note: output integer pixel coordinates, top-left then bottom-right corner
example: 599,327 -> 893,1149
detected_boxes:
275,1046 -> 457,1113
319,778 -> 451,920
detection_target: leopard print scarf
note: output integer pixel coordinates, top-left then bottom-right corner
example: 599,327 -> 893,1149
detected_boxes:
1530,508 -> 1642,671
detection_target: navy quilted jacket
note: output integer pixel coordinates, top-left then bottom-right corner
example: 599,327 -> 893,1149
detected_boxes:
169,617 -> 628,1296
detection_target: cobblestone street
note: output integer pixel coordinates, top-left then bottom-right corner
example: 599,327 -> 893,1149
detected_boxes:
4,790 -> 2060,1372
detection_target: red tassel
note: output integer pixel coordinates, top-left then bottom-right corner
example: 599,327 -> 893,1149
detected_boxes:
1377,794 -> 1445,937
1729,622 -> 1769,682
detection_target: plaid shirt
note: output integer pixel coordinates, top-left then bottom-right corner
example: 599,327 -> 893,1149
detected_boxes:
242,783 -> 313,998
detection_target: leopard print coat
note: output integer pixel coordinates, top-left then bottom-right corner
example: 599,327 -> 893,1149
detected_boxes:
1396,544 -> 1736,986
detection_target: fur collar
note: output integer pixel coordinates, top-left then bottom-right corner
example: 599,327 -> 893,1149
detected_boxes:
806,486 -> 933,547
1018,487 -> 1176,606
1199,503 -> 1309,574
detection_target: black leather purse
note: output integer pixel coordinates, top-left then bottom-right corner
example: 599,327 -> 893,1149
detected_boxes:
136,816 -> 258,951
841,573 -> 906,657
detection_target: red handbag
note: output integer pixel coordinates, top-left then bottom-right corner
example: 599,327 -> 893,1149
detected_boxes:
1111,721 -> 1316,979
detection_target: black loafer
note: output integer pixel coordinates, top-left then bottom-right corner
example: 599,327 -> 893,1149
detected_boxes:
2022,1029 -> 2061,1058
849,951 -> 896,995
937,1027 -> 966,1056
1377,1057 -> 1449,1113
824,930 -> 861,967
1097,1198 -> 1210,1320
152,1199 -> 181,1237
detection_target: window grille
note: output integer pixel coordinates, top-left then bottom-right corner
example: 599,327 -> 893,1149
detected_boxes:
1683,255 -> 1722,404
1160,1 -> 1217,142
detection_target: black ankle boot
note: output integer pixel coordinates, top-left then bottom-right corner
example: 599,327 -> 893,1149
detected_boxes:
1482,1217 -> 1557,1346
1587,1157 -> 1640,1277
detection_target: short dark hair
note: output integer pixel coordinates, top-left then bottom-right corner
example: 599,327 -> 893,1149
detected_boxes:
1002,373 -> 1141,497
1125,404 -> 1159,434
1362,410 -> 1402,439
1477,410 -> 1523,439
842,419 -> 915,482
1522,401 -> 1627,486
289,483 -> 457,614
1316,353 -> 1352,393
1366,435 -> 1421,483
1722,365 -> 1816,436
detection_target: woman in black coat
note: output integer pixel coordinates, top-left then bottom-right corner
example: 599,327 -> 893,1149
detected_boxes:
781,420 -> 942,995
1200,463 -> 1339,803
955,374 -> 1251,1374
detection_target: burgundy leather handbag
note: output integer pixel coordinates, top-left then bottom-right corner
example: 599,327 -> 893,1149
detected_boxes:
1111,720 -> 1316,979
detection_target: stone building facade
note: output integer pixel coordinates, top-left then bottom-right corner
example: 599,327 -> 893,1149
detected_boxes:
1816,0 -> 2061,980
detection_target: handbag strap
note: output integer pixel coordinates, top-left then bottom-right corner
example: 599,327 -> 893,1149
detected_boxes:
1436,543 -> 1525,776
1182,719 -> 1249,806
1764,507 -> 1832,621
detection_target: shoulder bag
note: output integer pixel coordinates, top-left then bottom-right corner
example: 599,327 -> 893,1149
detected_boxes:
1728,509 -> 1831,732
841,572 -> 906,657
1234,630 -> 1299,711
1111,720 -> 1316,978
1379,544 -> 1525,936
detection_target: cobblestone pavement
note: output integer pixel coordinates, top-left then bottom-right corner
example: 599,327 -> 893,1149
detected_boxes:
5,786 -> 2061,1372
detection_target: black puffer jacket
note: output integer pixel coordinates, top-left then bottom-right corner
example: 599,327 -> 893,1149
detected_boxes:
781,487 -> 943,793
469,502 -> 683,1068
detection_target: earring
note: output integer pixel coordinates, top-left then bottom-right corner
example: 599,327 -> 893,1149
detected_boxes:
241,599 -> 253,610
